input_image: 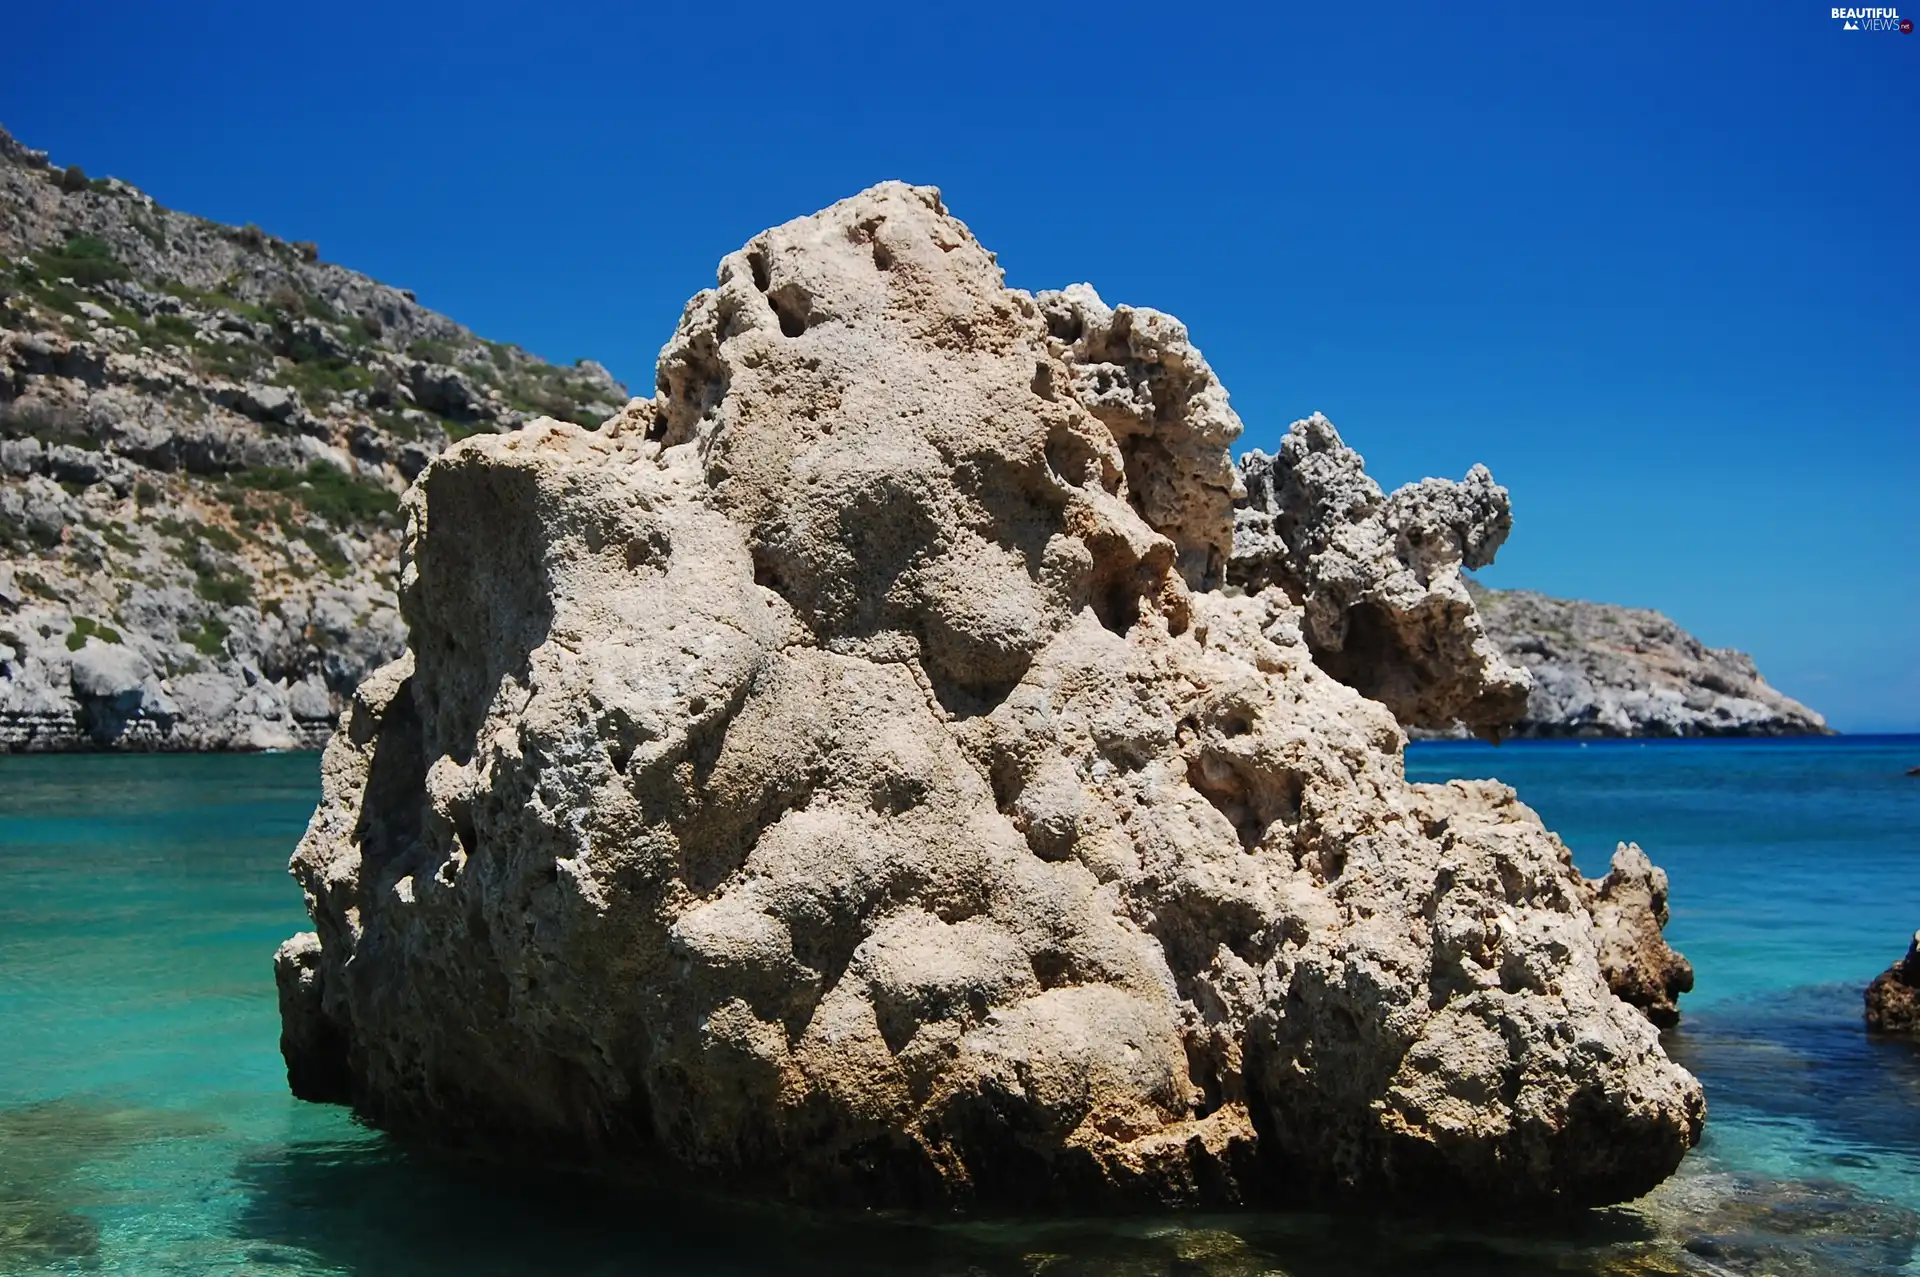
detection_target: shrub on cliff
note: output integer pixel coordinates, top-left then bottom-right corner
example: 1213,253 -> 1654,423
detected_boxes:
37,235 -> 128,289
234,462 -> 397,528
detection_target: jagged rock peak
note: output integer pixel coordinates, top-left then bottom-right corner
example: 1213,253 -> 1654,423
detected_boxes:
278,182 -> 1703,1215
1583,842 -> 1695,1027
1229,414 -> 1532,737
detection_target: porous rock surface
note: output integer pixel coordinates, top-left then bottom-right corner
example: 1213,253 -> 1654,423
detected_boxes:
1865,931 -> 1920,1035
1582,843 -> 1694,1028
277,182 -> 1703,1213
1228,418 -> 1532,738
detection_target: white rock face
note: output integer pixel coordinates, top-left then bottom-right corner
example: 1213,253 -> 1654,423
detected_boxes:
1469,587 -> 1829,737
277,183 -> 1703,1212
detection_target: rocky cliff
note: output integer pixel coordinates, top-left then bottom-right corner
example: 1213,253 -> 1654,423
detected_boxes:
0,124 -> 627,748
276,182 -> 1703,1215
1467,586 -> 1828,738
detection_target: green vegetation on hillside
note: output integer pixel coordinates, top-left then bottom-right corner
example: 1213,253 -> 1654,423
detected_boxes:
232,463 -> 397,527
65,616 -> 122,650
33,235 -> 129,289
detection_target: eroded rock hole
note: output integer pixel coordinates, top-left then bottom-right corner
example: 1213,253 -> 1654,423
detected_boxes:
625,531 -> 670,571
751,547 -> 797,606
988,756 -> 1024,814
850,215 -> 893,271
1031,362 -> 1055,401
449,799 -> 478,858
1187,752 -> 1302,851
746,246 -> 771,293
869,771 -> 929,816
1031,950 -> 1072,990
926,666 -> 1025,720
1044,428 -> 1110,492
1092,580 -> 1143,637
1186,1041 -> 1226,1118
1310,600 -> 1416,708
767,284 -> 812,338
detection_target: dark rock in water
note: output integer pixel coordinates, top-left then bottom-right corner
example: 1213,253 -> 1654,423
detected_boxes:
0,1098 -> 218,1270
276,183 -> 1703,1215
1623,1164 -> 1920,1277
1905,766 -> 1920,777
1866,931 -> 1920,1035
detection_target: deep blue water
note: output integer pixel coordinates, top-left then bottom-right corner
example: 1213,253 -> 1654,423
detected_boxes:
0,738 -> 1916,1275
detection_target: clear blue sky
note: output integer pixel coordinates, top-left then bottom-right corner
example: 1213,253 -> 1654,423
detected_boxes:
7,0 -> 1915,730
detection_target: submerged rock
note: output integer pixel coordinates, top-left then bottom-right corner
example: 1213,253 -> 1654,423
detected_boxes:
1865,931 -> 1920,1035
277,183 -> 1703,1213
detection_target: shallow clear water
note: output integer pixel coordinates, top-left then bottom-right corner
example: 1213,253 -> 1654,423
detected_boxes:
0,739 -> 1916,1275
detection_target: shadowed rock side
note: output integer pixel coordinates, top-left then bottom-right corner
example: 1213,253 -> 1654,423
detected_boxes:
277,183 -> 1703,1214
1466,587 -> 1829,738
1866,932 -> 1920,1035
1228,417 -> 1531,739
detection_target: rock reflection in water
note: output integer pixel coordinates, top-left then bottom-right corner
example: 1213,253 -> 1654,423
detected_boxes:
225,1132 -> 1920,1277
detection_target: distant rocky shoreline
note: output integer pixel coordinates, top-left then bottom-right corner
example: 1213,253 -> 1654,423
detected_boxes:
1466,586 -> 1828,738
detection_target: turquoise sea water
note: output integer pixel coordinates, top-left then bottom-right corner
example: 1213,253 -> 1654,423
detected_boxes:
1,738 -> 1917,1275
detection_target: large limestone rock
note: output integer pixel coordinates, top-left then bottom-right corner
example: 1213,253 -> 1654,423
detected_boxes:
277,183 -> 1703,1212
1229,417 -> 1532,738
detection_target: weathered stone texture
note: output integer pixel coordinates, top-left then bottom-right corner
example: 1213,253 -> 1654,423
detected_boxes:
278,183 -> 1703,1213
